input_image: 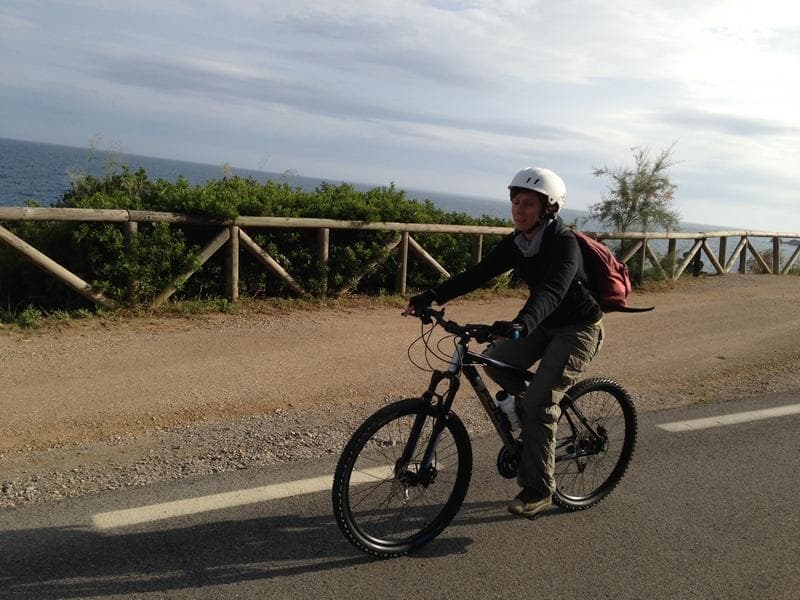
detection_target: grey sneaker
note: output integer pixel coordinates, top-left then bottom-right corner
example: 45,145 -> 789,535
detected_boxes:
507,488 -> 552,518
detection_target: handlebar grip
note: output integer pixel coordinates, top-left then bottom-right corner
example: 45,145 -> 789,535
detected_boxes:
419,306 -> 434,324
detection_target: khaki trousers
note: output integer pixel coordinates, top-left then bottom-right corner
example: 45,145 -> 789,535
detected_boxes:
484,321 -> 604,496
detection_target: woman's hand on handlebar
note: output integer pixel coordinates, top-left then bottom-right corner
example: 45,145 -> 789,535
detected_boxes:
401,302 -> 420,317
490,320 -> 526,340
403,290 -> 437,317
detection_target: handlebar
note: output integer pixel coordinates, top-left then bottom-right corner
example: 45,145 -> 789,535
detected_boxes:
418,307 -> 521,342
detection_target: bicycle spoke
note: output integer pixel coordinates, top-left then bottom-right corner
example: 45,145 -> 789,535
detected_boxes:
553,379 -> 636,510
333,399 -> 472,554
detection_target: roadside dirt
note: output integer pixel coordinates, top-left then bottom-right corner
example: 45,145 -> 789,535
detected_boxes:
1,274 -> 799,505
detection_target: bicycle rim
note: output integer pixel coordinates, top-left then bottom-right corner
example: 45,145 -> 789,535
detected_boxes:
332,398 -> 472,558
554,378 -> 637,510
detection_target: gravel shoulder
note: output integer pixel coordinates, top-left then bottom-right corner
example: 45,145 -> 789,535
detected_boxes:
2,274 -> 799,508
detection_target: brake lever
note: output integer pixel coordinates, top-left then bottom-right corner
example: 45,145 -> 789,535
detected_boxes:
467,324 -> 494,344
419,306 -> 440,325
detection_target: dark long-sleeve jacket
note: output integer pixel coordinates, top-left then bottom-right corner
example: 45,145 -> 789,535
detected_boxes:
432,217 -> 602,332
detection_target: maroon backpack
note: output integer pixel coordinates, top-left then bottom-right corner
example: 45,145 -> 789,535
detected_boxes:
573,231 -> 654,313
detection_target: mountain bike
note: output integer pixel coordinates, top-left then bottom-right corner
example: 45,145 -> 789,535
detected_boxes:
331,308 -> 637,558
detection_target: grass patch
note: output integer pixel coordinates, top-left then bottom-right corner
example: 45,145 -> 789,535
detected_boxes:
636,277 -> 678,294
0,303 -> 97,330
0,286 -> 533,333
0,304 -> 44,328
160,298 -> 234,315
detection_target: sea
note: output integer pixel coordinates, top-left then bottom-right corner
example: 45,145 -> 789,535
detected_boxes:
0,136 -> 526,220
0,137 -> 782,266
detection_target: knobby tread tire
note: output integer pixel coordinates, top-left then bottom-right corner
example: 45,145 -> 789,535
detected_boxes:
332,398 -> 473,558
553,377 -> 637,511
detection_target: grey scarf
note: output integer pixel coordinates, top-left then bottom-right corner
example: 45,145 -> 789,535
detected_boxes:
514,219 -> 553,257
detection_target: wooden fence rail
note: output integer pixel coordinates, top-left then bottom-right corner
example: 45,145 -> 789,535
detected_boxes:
1,207 -> 798,307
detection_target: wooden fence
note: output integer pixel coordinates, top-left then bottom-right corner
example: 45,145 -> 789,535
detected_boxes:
1,206 -> 799,308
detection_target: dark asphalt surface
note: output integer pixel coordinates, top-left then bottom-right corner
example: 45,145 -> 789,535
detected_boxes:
1,392 -> 799,600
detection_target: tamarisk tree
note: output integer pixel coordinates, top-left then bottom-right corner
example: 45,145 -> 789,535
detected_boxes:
590,144 -> 681,233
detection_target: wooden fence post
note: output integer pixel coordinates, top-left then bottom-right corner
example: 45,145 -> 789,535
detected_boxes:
718,236 -> 727,270
472,234 -> 483,264
739,236 -> 748,273
667,238 -> 677,277
772,237 -> 781,275
123,221 -> 139,305
637,238 -> 647,282
226,225 -> 239,302
396,231 -> 409,295
318,228 -> 329,297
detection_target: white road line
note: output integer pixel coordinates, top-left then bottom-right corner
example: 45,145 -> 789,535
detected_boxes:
657,403 -> 800,432
92,465 -> 393,531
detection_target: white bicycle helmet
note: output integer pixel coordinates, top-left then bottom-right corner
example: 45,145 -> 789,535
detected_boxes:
508,167 -> 567,213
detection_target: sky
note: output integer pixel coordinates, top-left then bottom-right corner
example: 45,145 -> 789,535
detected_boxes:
1,1 -> 799,232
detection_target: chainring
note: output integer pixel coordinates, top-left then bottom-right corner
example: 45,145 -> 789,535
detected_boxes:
496,441 -> 522,479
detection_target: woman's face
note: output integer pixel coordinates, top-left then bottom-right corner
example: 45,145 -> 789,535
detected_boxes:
511,190 -> 544,234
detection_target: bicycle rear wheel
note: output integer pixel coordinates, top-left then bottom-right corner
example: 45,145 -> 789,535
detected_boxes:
332,398 -> 472,558
554,378 -> 637,510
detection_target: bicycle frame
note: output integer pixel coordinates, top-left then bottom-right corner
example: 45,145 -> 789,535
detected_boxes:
405,333 -> 531,475
406,328 -> 606,476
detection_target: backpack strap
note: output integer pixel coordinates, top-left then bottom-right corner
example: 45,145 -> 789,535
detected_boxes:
606,304 -> 655,313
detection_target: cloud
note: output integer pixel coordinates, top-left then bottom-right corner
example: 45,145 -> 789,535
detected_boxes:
91,53 -> 258,96
657,109 -> 800,138
46,0 -> 193,15
267,5 -> 509,88
88,50 -> 588,145
0,9 -> 36,36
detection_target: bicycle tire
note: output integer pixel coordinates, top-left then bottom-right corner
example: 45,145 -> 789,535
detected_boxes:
553,377 -> 637,511
332,398 -> 473,558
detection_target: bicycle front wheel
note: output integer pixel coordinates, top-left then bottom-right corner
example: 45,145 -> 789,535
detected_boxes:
332,398 -> 473,558
554,378 -> 637,511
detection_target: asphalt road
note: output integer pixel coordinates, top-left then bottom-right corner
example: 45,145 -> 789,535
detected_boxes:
1,393 -> 799,600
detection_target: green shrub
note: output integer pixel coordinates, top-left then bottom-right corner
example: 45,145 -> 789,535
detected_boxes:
0,168 -> 512,310
17,305 -> 43,328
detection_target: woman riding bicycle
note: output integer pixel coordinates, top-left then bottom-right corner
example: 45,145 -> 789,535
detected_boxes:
404,166 -> 604,519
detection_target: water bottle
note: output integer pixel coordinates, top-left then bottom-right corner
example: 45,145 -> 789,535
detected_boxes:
495,391 -> 521,431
